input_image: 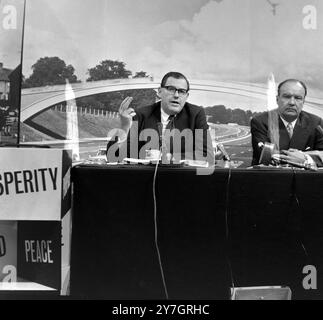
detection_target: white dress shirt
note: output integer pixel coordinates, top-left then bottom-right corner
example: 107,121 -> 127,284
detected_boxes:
280,116 -> 297,133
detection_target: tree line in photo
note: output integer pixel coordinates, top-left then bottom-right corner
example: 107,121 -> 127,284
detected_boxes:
205,105 -> 261,126
21,56 -> 261,125
21,56 -> 149,88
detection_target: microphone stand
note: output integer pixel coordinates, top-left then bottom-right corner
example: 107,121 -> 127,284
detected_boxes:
157,122 -> 170,164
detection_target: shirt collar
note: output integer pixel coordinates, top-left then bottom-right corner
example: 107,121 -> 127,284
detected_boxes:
280,116 -> 297,129
160,107 -> 171,125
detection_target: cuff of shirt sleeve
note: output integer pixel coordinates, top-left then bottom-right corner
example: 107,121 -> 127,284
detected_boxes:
304,154 -> 317,169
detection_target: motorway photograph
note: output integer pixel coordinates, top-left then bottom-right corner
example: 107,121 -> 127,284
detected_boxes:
2,0 -> 322,168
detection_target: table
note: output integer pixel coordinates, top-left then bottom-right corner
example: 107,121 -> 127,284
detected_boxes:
70,164 -> 323,299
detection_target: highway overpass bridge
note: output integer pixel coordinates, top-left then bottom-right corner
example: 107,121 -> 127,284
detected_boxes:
21,78 -> 323,122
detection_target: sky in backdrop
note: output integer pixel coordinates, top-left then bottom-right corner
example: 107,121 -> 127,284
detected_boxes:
0,0 -> 24,67
1,0 -> 323,110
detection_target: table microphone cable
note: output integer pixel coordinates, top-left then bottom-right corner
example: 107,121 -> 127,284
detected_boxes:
152,147 -> 169,299
291,167 -> 309,260
223,161 -> 236,299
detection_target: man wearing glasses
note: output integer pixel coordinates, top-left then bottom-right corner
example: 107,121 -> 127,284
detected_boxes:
107,71 -> 215,165
251,79 -> 323,167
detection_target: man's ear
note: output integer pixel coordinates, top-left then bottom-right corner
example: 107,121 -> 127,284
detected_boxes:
157,88 -> 162,99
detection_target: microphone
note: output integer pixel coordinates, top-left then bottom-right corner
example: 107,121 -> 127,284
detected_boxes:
157,122 -> 168,163
258,142 -> 275,165
157,122 -> 163,147
217,143 -> 231,161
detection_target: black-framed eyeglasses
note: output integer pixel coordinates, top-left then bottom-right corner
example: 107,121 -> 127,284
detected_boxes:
162,86 -> 188,96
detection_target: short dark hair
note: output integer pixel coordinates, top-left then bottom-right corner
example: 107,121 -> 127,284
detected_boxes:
160,72 -> 190,91
277,79 -> 307,97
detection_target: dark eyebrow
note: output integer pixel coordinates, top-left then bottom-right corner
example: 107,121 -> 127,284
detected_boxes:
281,93 -> 304,99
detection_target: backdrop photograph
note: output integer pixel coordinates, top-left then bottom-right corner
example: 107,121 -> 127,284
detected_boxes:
17,0 -> 323,166
1,0 -> 323,302
0,0 -> 24,145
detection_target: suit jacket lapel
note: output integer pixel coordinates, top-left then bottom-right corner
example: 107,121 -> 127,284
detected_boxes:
172,104 -> 189,131
278,117 -> 291,150
290,113 -> 310,149
144,102 -> 161,132
137,102 -> 161,152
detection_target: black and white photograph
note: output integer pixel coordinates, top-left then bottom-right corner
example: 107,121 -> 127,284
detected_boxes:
0,0 -> 23,145
1,0 -> 323,307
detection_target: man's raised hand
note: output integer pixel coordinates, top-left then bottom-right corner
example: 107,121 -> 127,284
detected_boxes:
119,96 -> 136,130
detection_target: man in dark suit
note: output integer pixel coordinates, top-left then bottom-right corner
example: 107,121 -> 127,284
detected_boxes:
107,72 -> 215,165
250,79 -> 323,166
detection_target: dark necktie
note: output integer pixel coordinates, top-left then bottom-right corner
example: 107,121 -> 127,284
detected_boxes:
164,115 -> 175,154
166,115 -> 175,130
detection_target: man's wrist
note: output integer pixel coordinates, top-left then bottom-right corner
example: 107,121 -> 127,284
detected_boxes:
107,127 -> 128,144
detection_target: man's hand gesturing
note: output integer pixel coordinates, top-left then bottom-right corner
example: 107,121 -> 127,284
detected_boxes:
119,96 -> 136,131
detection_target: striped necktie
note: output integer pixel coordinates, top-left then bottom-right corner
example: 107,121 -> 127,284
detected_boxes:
165,115 -> 175,130
286,122 -> 293,138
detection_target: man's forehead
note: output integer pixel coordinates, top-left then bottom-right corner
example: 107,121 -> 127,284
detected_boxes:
279,81 -> 305,95
164,77 -> 188,89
